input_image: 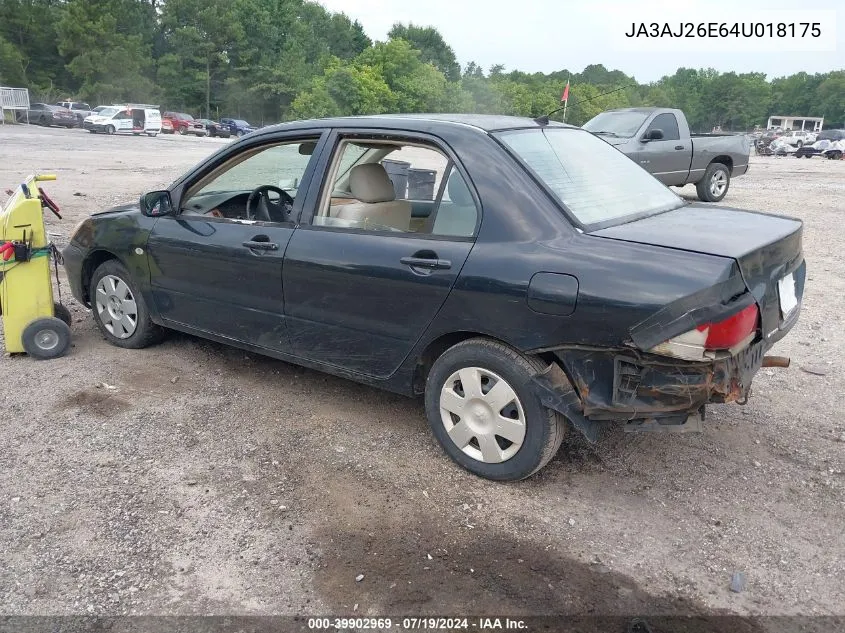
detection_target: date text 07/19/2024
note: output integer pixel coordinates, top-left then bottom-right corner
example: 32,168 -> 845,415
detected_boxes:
307,617 -> 527,630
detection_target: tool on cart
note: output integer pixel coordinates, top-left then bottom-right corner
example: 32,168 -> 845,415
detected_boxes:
0,174 -> 72,359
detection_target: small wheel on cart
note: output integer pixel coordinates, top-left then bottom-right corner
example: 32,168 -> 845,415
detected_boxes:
54,302 -> 72,327
21,317 -> 71,360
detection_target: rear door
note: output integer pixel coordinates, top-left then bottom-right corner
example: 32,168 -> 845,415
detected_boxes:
637,113 -> 692,186
282,130 -> 480,377
146,131 -> 328,351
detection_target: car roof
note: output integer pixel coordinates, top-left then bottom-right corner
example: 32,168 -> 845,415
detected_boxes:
255,113 -> 574,135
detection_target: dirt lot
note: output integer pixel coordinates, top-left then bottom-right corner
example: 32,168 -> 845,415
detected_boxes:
1,124 -> 844,625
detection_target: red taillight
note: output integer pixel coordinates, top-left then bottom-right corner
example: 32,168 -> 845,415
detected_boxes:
698,303 -> 759,349
649,303 -> 759,361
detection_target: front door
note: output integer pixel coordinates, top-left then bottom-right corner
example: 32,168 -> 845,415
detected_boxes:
283,132 -> 481,377
638,112 -> 692,186
146,134 -> 325,351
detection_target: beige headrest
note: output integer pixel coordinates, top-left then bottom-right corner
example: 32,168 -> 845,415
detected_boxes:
350,163 -> 396,203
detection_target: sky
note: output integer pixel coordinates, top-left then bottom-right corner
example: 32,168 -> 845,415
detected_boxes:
317,0 -> 842,82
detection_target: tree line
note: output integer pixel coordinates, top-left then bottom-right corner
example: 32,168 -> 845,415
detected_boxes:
2,0 -> 843,130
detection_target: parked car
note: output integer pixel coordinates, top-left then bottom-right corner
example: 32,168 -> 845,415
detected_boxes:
196,118 -> 231,138
821,140 -> 844,160
17,103 -> 77,128
56,100 -> 93,127
83,105 -> 162,136
582,107 -> 750,202
779,130 -> 816,148
162,112 -> 207,136
220,117 -> 256,137
61,114 -> 805,481
794,129 -> 845,158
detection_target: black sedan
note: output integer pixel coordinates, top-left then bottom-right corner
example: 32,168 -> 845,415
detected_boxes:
196,118 -> 232,138
62,114 -> 805,480
17,103 -> 77,128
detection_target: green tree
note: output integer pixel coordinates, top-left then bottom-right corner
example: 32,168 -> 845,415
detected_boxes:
387,23 -> 460,81
56,0 -> 157,103
0,0 -> 69,91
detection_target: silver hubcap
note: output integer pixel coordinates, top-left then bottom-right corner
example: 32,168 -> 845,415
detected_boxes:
35,329 -> 59,351
95,275 -> 138,339
710,170 -> 727,197
439,367 -> 526,464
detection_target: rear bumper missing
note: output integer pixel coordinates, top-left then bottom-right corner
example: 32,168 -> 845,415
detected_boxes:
532,340 -> 771,441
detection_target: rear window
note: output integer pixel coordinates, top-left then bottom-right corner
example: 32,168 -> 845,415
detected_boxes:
496,128 -> 683,227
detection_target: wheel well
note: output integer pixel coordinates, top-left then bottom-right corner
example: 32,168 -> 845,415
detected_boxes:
412,332 -> 553,395
711,155 -> 733,172
81,250 -> 120,304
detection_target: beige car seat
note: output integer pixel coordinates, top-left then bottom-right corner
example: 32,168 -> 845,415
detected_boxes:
333,163 -> 412,231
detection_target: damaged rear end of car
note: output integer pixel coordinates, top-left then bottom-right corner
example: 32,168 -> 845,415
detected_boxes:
535,207 -> 805,440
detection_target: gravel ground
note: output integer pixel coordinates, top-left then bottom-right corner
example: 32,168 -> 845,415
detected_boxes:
1,124 -> 843,625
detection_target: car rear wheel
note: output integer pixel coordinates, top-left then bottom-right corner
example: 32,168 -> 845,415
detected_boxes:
179,127 -> 186,135
424,338 -> 566,481
695,162 -> 730,203
90,260 -> 164,349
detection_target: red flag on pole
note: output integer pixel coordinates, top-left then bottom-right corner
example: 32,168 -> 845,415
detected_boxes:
561,81 -> 570,103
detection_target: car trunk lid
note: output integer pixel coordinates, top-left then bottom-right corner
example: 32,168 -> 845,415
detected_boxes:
591,203 -> 805,345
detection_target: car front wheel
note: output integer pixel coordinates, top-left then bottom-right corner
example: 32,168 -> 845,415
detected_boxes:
424,338 -> 566,481
90,260 -> 164,349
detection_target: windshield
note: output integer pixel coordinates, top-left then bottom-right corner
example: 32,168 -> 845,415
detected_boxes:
97,107 -> 120,117
582,111 -> 649,138
497,127 -> 683,227
233,120 -> 250,126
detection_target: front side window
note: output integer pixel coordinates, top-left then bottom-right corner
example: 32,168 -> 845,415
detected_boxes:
497,128 -> 683,227
313,138 -> 478,237
647,113 -> 680,141
180,139 -> 320,224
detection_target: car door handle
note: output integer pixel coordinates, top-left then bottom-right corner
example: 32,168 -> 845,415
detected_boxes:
400,256 -> 451,270
675,145 -> 685,150
243,238 -> 278,251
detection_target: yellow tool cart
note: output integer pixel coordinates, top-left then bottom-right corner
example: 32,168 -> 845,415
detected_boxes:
0,174 -> 72,359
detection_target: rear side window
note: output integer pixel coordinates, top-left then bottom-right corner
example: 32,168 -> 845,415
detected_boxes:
497,128 -> 683,227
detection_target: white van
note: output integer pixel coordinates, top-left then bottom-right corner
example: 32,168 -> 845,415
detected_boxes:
83,104 -> 162,137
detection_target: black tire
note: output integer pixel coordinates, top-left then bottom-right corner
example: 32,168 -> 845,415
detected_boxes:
179,127 -> 186,135
106,125 -> 115,135
147,132 -> 157,137
53,303 -> 72,327
424,338 -> 566,481
90,259 -> 164,349
695,162 -> 731,203
21,317 -> 71,360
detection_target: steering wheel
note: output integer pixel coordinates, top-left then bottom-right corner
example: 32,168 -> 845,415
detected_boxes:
246,185 -> 294,222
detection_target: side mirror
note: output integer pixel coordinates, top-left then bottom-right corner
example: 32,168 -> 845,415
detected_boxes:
140,190 -> 173,217
642,129 -> 664,142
